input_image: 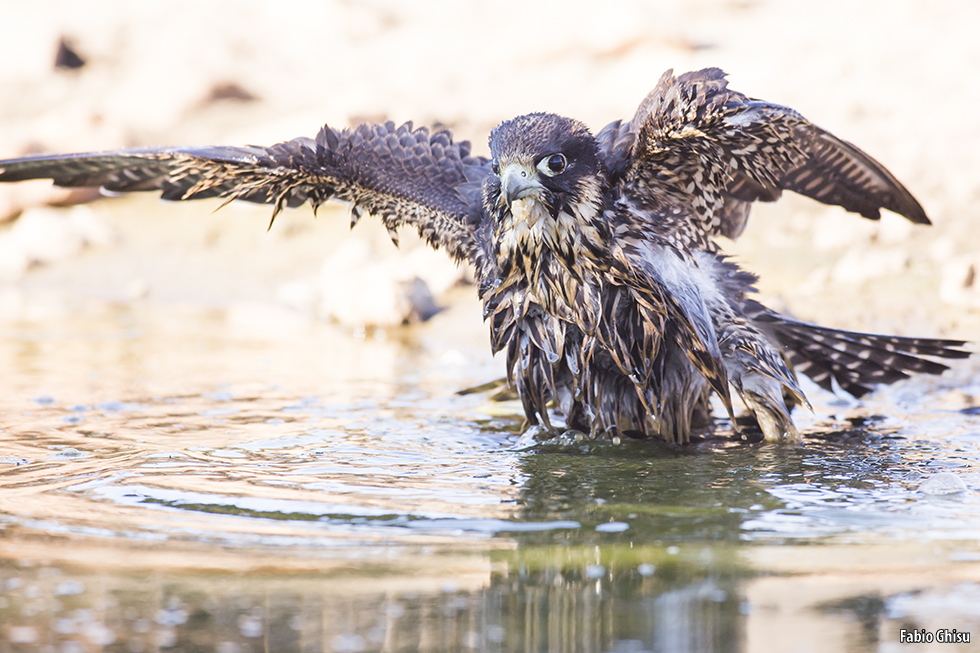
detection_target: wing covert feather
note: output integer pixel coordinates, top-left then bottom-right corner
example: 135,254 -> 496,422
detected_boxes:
0,122 -> 491,265
618,68 -> 929,242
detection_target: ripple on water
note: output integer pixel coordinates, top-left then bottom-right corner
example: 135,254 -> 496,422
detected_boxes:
0,387 -> 544,549
3,377 -> 980,550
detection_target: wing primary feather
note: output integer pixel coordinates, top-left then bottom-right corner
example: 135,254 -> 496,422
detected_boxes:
617,67 -> 931,247
0,123 -> 491,267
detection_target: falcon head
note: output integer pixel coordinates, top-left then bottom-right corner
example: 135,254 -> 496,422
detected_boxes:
487,113 -> 601,215
485,113 -> 605,266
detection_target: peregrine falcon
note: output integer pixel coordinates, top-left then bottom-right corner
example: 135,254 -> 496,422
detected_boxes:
0,68 -> 967,444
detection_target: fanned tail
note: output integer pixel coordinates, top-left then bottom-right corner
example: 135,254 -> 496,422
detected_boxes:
744,299 -> 970,397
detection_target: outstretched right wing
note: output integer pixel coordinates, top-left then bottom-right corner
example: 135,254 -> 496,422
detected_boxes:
0,121 -> 492,266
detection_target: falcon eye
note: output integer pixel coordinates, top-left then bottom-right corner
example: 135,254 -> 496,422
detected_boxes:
491,160 -> 500,175
538,153 -> 567,177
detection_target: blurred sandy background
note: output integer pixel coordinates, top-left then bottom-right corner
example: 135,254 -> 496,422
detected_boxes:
1,0 -> 978,341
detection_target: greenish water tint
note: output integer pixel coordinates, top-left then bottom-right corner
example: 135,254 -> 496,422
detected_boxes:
1,302 -> 979,652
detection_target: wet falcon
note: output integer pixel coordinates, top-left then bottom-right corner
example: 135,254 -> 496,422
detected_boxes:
0,68 -> 968,444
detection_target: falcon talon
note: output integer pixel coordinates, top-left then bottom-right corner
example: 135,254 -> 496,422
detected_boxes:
0,68 -> 969,445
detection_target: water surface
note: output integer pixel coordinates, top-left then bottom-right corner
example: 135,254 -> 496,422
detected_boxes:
1,296 -> 978,652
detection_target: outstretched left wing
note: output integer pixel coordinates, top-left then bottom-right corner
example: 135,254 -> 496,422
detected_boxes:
610,67 -> 928,242
0,121 -> 491,266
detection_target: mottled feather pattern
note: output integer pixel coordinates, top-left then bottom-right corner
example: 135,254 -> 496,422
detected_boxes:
595,119 -> 634,182
625,69 -> 807,244
607,240 -> 734,420
618,68 -> 929,246
744,299 -> 968,397
0,122 -> 488,266
0,68 -> 968,445
775,127 -> 930,224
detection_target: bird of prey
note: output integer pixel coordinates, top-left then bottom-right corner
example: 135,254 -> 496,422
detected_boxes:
0,68 -> 968,444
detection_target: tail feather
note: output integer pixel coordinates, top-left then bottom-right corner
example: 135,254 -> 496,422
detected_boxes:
744,299 -> 969,397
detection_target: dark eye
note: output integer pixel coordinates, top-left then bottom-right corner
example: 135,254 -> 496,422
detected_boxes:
491,160 -> 499,175
537,153 -> 566,177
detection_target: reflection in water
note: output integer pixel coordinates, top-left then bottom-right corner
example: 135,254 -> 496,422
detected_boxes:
0,550 -> 745,653
1,302 -> 979,651
485,547 -> 744,653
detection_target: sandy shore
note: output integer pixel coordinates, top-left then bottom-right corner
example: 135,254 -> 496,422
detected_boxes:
1,0 -> 978,339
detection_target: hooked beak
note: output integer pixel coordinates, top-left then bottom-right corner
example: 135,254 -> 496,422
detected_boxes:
499,162 -> 545,207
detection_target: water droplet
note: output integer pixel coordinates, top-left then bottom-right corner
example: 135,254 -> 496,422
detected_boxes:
920,472 -> 968,495
585,564 -> 606,579
47,447 -> 87,461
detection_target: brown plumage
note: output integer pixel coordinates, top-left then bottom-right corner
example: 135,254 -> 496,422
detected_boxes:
0,68 -> 968,444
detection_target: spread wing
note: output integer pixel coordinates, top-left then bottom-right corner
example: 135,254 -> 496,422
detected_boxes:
601,67 -> 928,242
0,121 -> 492,266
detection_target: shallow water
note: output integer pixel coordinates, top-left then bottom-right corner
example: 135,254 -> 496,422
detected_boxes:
1,298 -> 979,652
